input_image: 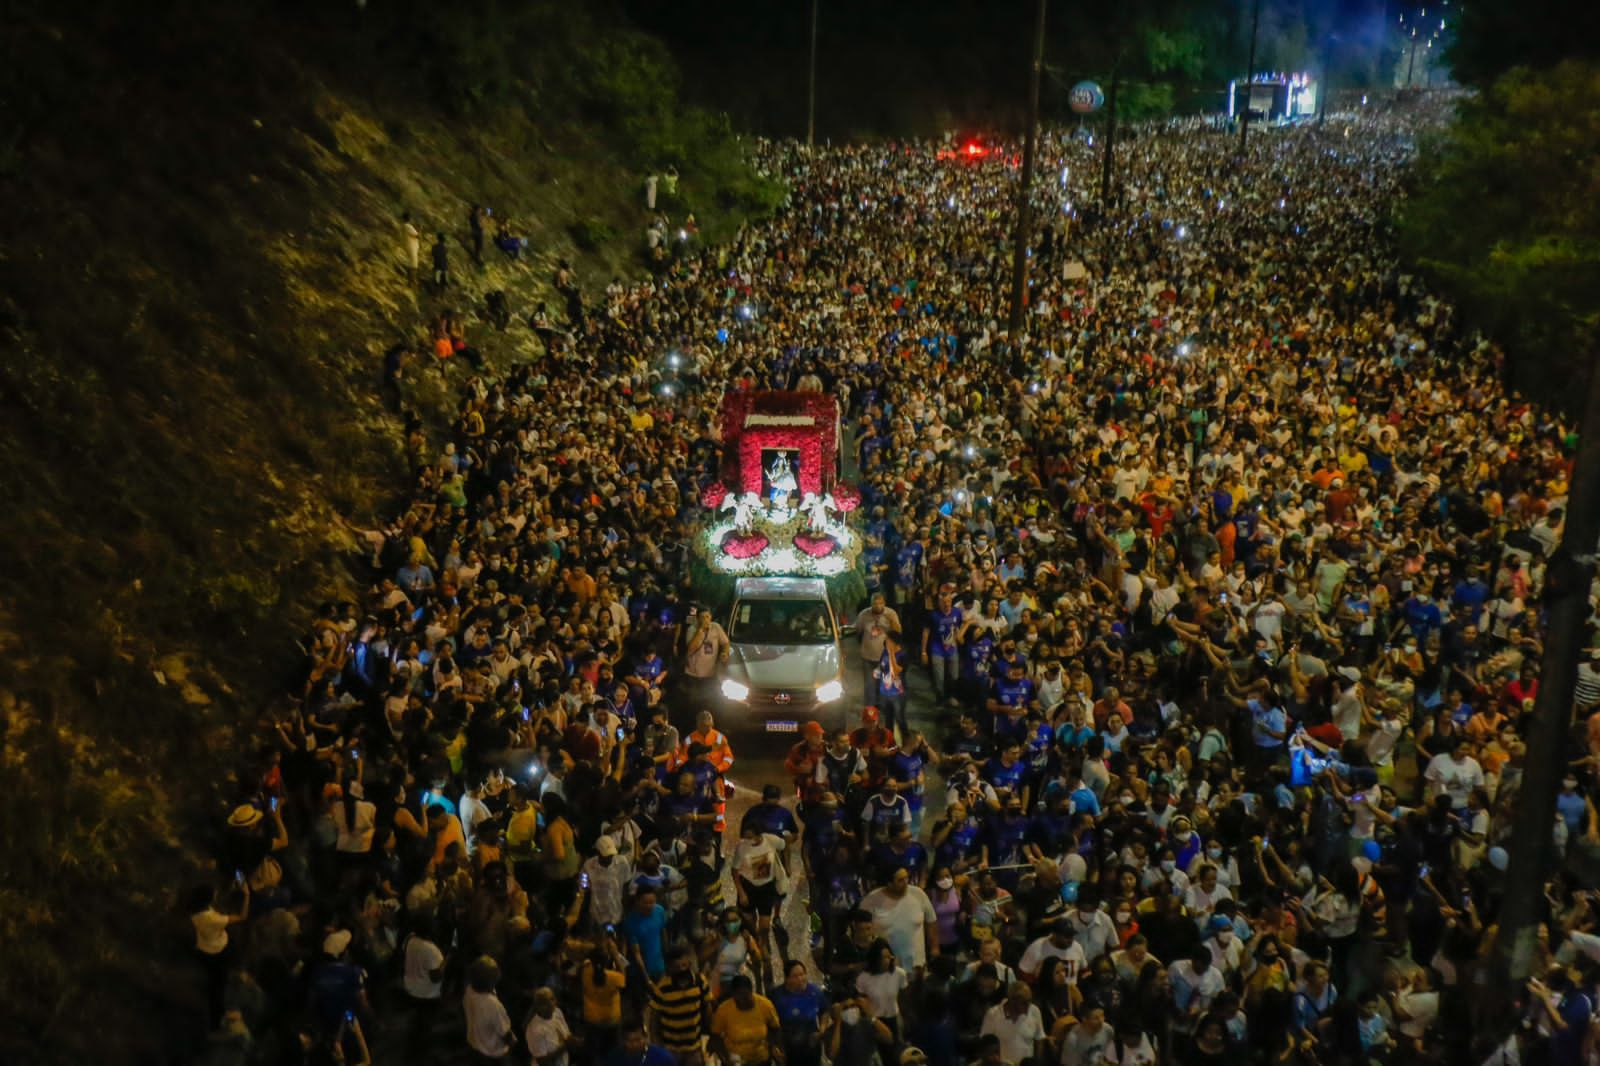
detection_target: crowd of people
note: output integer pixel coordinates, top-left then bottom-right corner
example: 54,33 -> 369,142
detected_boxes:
189,102 -> 1600,1066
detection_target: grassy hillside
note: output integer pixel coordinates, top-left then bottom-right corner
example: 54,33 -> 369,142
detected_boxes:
0,2 -> 778,1059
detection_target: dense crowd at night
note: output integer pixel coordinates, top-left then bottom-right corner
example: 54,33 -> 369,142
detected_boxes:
190,107 -> 1600,1066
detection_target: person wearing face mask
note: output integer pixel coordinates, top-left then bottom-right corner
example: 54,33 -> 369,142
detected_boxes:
927,866 -> 964,956
707,906 -> 763,999
1110,898 -> 1141,949
1067,885 -> 1120,961
825,997 -> 893,1066
1182,865 -> 1232,931
1170,815 -> 1202,869
1142,846 -> 1192,897
1189,839 -> 1239,891
1556,774 -> 1589,837
1203,915 -> 1245,979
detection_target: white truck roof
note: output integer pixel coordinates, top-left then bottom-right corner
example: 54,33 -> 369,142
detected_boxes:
733,576 -> 829,600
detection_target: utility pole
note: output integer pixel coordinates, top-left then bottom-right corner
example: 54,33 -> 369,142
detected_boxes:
1239,0 -> 1262,153
1007,0 -> 1048,348
1486,355 -> 1600,1039
1098,64 -> 1119,206
806,0 -> 819,147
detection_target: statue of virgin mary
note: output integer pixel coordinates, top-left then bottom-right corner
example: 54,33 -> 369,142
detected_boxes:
767,451 -> 798,506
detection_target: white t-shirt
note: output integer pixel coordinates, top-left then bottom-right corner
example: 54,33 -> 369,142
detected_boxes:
403,934 -> 445,999
463,988 -> 512,1058
1332,689 -> 1364,741
334,800 -> 378,853
459,792 -> 493,853
1019,936 -> 1086,983
1104,1031 -> 1157,1066
1424,753 -> 1485,808
1060,1020 -> 1115,1066
732,833 -> 789,890
525,1008 -> 572,1066
1066,908 -> 1119,962
981,1001 -> 1046,1065
1169,960 -> 1225,1023
856,966 -> 909,1018
192,908 -> 231,955
860,886 -> 938,969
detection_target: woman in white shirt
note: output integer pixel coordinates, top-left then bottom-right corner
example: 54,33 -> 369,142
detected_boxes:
332,781 -> 378,860
855,943 -> 909,1043
189,882 -> 248,1023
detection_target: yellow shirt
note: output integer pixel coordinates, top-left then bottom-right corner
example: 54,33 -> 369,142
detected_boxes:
580,962 -> 627,1025
505,806 -> 541,863
711,995 -> 779,1063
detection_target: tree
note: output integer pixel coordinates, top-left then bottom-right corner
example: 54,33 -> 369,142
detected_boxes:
1448,0 -> 1600,89
1398,61 -> 1600,410
1401,57 -> 1600,1051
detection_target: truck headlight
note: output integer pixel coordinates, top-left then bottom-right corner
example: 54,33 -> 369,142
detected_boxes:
815,679 -> 844,704
720,679 -> 750,701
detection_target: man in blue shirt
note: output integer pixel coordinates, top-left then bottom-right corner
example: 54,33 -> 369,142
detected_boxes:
984,743 -> 1029,806
1556,775 -> 1588,834
1248,695 -> 1289,766
1450,566 -> 1491,614
621,888 -> 670,981
603,1023 -> 676,1066
862,533 -> 888,595
741,785 -> 800,852
1402,593 -> 1443,641
923,591 -> 964,706
887,739 -> 929,832
960,627 -> 996,709
987,661 -> 1038,742
895,537 -> 924,602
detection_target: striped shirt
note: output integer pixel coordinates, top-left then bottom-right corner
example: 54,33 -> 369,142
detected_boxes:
649,973 -> 710,1052
1577,663 -> 1600,709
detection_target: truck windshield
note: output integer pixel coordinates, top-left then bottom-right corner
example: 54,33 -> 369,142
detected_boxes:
730,598 -> 834,645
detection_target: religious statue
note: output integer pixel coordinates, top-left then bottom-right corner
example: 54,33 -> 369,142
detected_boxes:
766,451 -> 799,507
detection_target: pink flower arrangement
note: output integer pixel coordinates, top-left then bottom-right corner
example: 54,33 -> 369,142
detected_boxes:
721,532 -> 770,559
793,534 -> 838,558
831,484 -> 861,513
701,481 -> 729,510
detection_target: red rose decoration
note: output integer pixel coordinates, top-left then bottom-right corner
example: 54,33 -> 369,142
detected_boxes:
832,484 -> 861,513
702,481 -> 728,510
793,534 -> 838,558
721,532 -> 769,559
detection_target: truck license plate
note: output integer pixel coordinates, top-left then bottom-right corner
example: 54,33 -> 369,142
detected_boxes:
765,720 -> 798,733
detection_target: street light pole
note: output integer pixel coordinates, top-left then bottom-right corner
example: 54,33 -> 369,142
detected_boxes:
807,0 -> 819,149
1007,0 -> 1048,348
1239,0 -> 1262,153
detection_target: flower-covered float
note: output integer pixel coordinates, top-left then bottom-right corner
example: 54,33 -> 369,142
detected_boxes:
692,391 -> 865,601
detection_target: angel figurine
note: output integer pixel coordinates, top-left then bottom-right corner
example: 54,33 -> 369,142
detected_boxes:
801,492 -> 836,534
724,491 -> 763,533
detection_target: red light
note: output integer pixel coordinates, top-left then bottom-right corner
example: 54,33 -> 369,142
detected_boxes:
966,143 -> 981,155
